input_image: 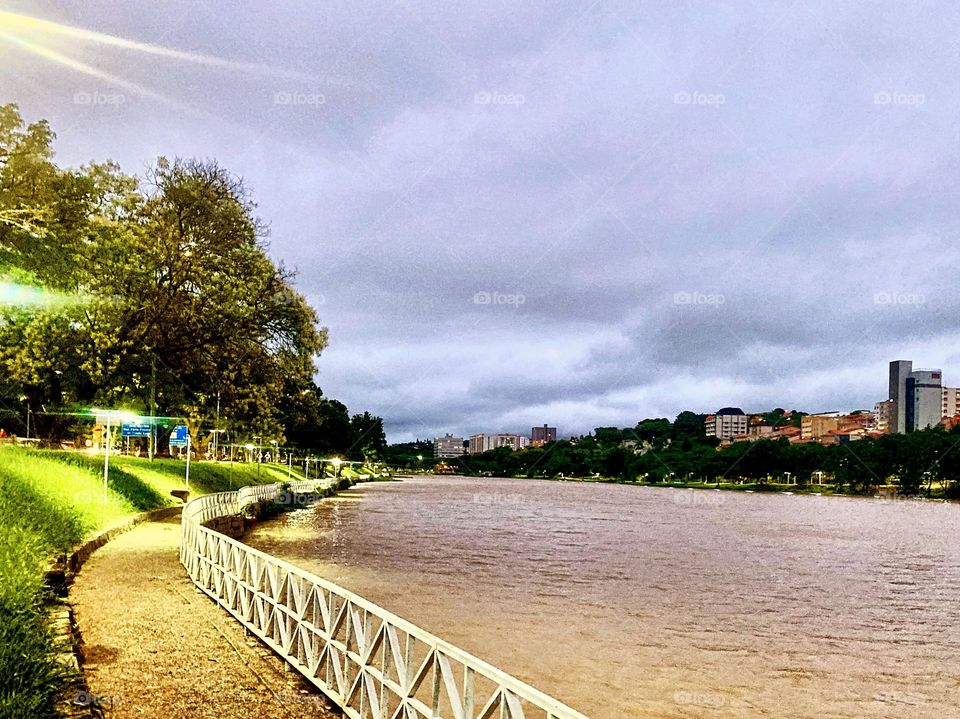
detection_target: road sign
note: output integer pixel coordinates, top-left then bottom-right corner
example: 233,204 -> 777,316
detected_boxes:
121,422 -> 151,438
169,425 -> 189,447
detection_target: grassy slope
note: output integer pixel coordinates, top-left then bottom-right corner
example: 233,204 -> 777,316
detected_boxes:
0,447 -> 302,719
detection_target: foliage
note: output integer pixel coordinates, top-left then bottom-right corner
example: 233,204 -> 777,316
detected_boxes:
430,413 -> 960,497
0,103 -> 383,453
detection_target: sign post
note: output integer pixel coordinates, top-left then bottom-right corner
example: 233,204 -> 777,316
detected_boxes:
169,424 -> 190,490
103,414 -> 111,502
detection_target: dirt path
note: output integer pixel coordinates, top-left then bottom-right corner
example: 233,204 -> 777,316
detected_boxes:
70,515 -> 339,718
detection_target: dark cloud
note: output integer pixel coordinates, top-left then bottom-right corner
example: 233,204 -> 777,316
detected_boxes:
4,0 -> 960,440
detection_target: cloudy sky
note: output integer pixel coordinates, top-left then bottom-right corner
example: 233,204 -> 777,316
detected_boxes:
2,2 -> 958,441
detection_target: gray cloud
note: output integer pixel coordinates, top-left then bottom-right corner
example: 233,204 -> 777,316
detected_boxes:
4,0 -> 960,440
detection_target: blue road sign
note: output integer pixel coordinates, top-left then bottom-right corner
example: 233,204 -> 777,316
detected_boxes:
169,424 -> 189,447
121,422 -> 151,438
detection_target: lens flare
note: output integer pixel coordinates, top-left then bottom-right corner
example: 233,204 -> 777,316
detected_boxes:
0,10 -> 348,85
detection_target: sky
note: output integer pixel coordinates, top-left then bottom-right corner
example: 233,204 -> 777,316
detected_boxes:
1,1 -> 958,442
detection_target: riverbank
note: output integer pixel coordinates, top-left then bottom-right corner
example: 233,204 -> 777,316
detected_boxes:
0,447 -> 316,719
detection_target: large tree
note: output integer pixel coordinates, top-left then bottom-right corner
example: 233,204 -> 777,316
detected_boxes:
0,104 -> 327,442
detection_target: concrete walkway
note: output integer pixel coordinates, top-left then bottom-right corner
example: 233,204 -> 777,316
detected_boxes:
70,515 -> 338,718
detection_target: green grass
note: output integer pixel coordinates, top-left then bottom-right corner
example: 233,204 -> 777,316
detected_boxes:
0,447 -> 300,718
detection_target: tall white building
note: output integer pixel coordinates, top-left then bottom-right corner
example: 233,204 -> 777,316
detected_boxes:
468,434 -> 494,454
905,369 -> 942,431
705,407 -> 748,440
433,434 -> 464,458
468,433 -> 529,453
888,360 -> 945,432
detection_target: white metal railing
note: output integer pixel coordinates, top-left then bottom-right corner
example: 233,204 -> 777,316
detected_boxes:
180,479 -> 590,719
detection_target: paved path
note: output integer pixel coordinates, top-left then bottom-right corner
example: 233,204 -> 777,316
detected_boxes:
70,515 -> 338,718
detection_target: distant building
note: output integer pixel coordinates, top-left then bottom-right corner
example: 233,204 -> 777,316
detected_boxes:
494,433 -> 528,450
531,424 -> 557,446
887,360 -> 944,432
468,433 -> 528,453
905,369 -> 942,431
468,434 -> 495,454
433,433 -> 464,458
704,407 -> 748,441
888,360 -> 913,433
801,413 -> 840,441
943,387 -> 960,420
874,399 -> 893,433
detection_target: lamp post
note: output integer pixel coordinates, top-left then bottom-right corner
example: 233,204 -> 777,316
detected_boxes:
210,429 -> 226,461
93,409 -> 138,501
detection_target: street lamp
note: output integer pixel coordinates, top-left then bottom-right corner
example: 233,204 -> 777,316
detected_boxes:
91,409 -> 139,501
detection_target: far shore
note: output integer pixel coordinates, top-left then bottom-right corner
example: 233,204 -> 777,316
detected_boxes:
395,471 -> 958,502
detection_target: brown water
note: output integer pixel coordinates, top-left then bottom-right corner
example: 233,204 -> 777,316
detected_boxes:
244,476 -> 960,718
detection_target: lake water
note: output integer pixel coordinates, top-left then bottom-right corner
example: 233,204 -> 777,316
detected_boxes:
244,475 -> 960,718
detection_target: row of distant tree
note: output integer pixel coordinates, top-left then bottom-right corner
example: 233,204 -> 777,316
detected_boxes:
391,411 -> 960,496
0,103 -> 385,460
